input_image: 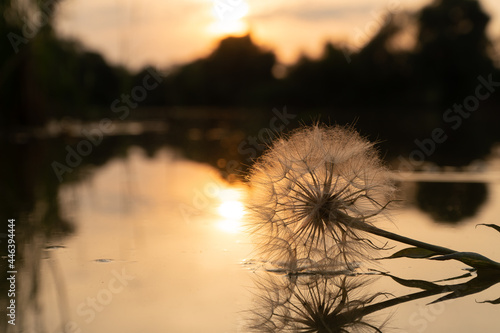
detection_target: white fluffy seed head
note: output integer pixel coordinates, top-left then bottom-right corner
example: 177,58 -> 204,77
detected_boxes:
246,124 -> 395,265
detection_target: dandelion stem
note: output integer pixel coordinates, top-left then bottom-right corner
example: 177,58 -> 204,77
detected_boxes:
348,219 -> 456,255
345,217 -> 500,270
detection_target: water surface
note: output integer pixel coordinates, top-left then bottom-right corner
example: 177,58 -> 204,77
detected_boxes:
3,141 -> 500,332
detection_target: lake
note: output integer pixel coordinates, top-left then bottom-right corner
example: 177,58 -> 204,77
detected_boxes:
2,123 -> 500,332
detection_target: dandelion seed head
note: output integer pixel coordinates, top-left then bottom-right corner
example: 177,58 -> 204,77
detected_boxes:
246,124 -> 395,264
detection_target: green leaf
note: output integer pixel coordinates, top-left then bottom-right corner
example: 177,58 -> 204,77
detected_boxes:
380,247 -> 438,260
477,224 -> 500,234
430,252 -> 500,270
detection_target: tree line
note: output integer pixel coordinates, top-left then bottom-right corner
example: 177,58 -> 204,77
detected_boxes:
1,0 -> 499,150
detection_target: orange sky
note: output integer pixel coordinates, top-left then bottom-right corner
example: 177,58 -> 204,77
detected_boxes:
54,0 -> 500,71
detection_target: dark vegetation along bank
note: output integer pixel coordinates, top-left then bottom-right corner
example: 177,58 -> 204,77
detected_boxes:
1,0 -> 500,167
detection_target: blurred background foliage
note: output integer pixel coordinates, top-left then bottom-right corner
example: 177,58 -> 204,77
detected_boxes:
1,0 -> 500,166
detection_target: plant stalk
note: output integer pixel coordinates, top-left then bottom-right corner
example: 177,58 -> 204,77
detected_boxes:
349,219 -> 456,255
344,218 -> 500,270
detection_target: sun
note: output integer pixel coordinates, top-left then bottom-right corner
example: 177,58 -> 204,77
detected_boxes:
216,189 -> 246,233
208,0 -> 250,36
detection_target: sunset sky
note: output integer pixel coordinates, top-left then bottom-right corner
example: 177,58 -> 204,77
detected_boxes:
54,0 -> 500,71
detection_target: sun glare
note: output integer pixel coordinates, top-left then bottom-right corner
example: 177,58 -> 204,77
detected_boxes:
216,189 -> 246,233
209,0 -> 249,36
218,200 -> 244,219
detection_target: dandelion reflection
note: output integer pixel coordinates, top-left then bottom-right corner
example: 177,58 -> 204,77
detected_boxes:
247,271 -> 389,333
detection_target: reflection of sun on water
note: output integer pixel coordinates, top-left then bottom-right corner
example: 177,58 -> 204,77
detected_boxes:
216,189 -> 246,233
209,0 -> 249,36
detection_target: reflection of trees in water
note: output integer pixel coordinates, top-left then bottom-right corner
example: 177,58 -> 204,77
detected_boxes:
416,182 -> 488,223
0,133 -> 169,330
0,124 -> 255,329
0,139 -> 73,331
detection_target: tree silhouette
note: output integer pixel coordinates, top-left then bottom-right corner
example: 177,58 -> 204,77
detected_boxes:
165,35 -> 276,106
415,0 -> 494,106
0,0 -> 132,128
